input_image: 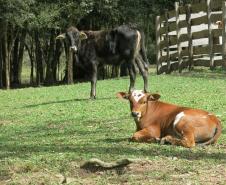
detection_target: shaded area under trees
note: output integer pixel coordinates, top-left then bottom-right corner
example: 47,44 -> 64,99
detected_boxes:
0,0 -> 191,89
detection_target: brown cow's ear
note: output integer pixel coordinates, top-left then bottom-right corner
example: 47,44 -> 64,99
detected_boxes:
116,92 -> 129,100
79,31 -> 88,40
147,93 -> 161,101
56,33 -> 66,40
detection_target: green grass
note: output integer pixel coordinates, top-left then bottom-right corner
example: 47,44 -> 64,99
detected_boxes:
0,70 -> 226,184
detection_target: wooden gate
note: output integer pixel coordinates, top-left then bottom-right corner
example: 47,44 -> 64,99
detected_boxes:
156,0 -> 226,74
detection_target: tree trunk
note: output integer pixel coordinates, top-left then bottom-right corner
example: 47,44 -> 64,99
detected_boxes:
25,37 -> 35,85
0,20 -> 5,88
34,30 -> 44,86
2,25 -> 10,89
11,27 -> 25,86
1,35 -> 6,87
67,50 -> 73,84
53,38 -> 62,82
45,30 -> 55,85
0,39 -> 3,88
62,45 -> 67,82
17,28 -> 26,84
12,35 -> 19,85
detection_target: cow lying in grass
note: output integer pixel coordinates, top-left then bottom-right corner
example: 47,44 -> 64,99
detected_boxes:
117,90 -> 222,148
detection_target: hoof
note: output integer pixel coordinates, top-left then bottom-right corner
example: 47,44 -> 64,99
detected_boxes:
128,137 -> 136,142
90,96 -> 96,100
160,138 -> 166,145
160,136 -> 172,145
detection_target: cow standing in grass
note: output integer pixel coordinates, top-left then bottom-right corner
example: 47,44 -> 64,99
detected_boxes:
56,25 -> 149,99
117,90 -> 222,148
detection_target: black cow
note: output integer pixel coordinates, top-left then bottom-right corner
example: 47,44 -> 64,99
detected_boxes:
56,25 -> 149,99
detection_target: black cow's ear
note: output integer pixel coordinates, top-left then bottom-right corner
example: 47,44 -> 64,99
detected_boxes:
116,92 -> 129,100
147,93 -> 161,101
79,31 -> 88,40
56,33 -> 66,40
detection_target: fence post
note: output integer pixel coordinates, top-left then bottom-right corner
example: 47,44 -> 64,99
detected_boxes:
207,0 -> 214,70
186,4 -> 193,70
175,2 -> 182,73
156,16 -> 161,74
222,1 -> 226,70
164,9 -> 171,74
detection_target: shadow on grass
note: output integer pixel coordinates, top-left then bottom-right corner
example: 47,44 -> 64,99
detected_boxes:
0,116 -> 132,144
0,141 -> 225,163
103,137 -> 130,143
169,68 -> 226,80
23,97 -> 116,108
0,115 -> 225,164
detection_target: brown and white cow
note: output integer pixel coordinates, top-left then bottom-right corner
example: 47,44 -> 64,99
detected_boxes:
117,90 -> 222,148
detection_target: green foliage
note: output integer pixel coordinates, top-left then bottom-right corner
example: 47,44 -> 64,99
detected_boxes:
29,3 -> 61,29
0,70 -> 226,184
0,0 -> 193,61
0,0 -> 35,26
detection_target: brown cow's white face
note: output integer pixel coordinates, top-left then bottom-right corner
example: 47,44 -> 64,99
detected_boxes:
131,90 -> 145,102
116,90 -> 160,120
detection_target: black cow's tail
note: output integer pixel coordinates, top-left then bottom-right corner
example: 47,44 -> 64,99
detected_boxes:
139,31 -> 149,70
198,120 -> 222,146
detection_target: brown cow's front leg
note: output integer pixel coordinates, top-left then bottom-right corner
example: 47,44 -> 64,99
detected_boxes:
131,128 -> 160,143
160,134 -> 195,148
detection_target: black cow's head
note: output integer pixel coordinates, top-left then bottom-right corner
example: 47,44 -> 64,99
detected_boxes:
56,26 -> 87,53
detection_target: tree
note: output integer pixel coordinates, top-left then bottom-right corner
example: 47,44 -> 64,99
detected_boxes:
0,0 -> 34,88
0,0 -> 192,88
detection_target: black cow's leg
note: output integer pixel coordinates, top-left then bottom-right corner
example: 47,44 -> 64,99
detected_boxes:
140,31 -> 149,70
128,60 -> 136,93
135,55 -> 148,92
90,64 -> 97,99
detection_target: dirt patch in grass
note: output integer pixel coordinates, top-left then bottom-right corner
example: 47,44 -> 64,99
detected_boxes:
0,120 -> 14,126
76,158 -> 226,185
1,171 -> 66,185
1,157 -> 226,184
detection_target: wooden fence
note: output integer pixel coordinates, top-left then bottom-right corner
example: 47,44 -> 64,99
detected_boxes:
156,0 -> 226,74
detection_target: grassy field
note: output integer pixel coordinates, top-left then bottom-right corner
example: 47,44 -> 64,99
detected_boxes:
0,69 -> 226,184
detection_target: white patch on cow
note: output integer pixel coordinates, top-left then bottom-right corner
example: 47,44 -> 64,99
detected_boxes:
135,30 -> 141,56
132,90 -> 145,102
173,112 -> 185,127
70,46 -> 77,52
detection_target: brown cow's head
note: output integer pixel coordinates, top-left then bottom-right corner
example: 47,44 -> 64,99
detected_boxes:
56,26 -> 87,52
116,90 -> 160,120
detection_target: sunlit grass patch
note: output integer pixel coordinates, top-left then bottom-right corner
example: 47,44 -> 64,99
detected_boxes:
0,70 -> 226,184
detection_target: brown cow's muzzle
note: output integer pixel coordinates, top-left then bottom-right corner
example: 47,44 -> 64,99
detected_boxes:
131,111 -> 141,118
